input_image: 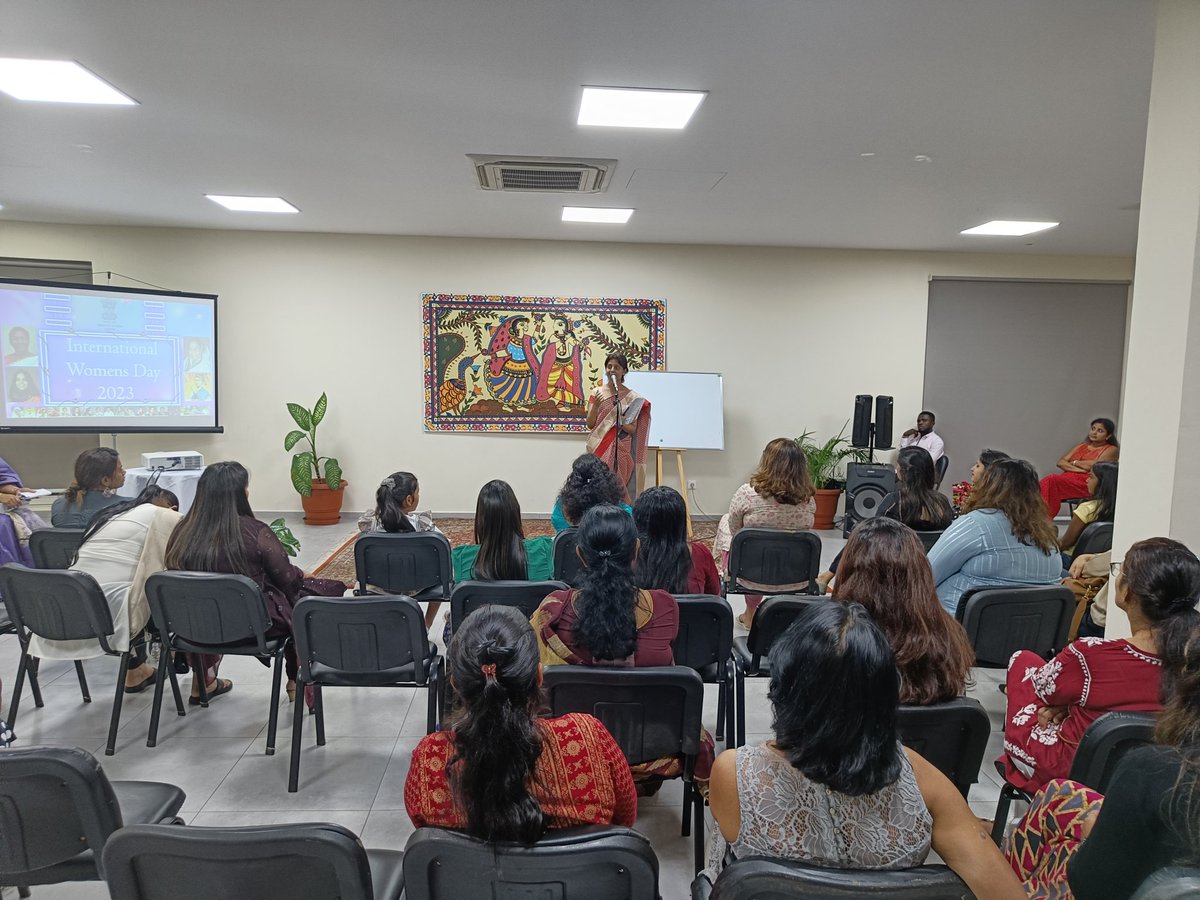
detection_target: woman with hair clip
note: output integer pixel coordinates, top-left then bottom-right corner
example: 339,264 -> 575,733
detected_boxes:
452,480 -> 553,583
632,485 -> 721,595
1040,418 -> 1120,518
404,605 -> 636,838
164,461 -> 347,704
1005,538 -> 1200,899
51,447 -> 127,527
1000,537 -> 1200,792
585,352 -> 651,504
356,471 -> 440,535
550,453 -> 631,533
1056,460 -> 1118,561
703,601 -> 1024,898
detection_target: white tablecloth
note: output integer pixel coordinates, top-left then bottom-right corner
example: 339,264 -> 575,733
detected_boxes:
116,467 -> 205,514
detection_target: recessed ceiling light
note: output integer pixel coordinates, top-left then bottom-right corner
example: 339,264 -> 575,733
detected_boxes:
0,58 -> 137,105
859,152 -> 876,158
578,87 -> 706,129
961,220 -> 1059,236
205,194 -> 299,213
562,207 -> 634,224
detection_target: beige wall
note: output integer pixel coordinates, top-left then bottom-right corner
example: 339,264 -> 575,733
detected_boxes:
0,220 -> 1131,515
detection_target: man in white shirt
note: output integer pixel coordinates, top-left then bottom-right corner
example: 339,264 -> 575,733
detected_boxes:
899,410 -> 945,463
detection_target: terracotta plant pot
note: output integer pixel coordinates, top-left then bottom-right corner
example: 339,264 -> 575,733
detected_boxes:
301,479 -> 346,525
812,488 -> 843,530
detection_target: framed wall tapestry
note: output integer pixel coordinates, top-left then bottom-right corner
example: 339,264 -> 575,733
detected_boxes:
423,293 -> 666,433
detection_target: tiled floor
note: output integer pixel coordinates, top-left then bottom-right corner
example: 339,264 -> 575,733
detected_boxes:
5,515 -> 1007,900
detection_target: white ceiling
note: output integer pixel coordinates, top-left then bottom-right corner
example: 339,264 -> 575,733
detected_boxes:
0,0 -> 1155,255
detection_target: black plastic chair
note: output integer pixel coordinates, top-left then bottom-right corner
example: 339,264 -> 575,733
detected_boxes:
732,595 -> 825,747
726,529 -> 822,596
916,529 -> 945,553
674,594 -> 735,745
449,579 -> 568,633
353,532 -> 453,604
934,455 -> 949,490
552,527 -> 583,587
542,665 -> 706,872
991,710 -> 1156,844
0,563 -> 137,755
1071,520 -> 1115,562
101,822 -> 404,900
0,745 -> 185,891
144,571 -> 287,755
955,585 -> 1074,667
28,527 -> 86,569
896,698 -> 990,798
289,595 -> 444,792
402,825 -> 660,900
692,856 -> 970,899
1132,867 -> 1200,900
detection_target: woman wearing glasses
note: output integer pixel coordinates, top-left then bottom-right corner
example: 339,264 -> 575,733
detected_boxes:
999,538 -> 1200,793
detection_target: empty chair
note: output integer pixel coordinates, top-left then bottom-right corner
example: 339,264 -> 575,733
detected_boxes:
289,595 -> 444,792
916,529 -> 945,553
934,455 -> 949,490
0,746 -> 185,892
28,527 -> 85,569
674,593 -> 736,744
449,579 -> 567,634
1071,520 -> 1115,561
955,584 -> 1074,667
144,572 -> 287,755
896,698 -> 991,799
101,822 -> 404,900
353,531 -> 453,603
402,825 -> 660,900
726,528 -> 822,596
552,527 -> 583,586
692,856 -> 971,899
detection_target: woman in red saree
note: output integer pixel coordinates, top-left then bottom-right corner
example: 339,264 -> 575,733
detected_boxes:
585,352 -> 650,504
1040,418 -> 1119,518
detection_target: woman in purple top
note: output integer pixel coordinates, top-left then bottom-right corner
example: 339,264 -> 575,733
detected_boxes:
0,456 -> 46,567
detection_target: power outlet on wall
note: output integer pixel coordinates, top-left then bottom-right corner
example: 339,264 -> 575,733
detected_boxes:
687,479 -> 697,490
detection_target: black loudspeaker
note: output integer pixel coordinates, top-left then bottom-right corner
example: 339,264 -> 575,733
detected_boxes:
874,395 -> 894,449
851,394 -> 873,448
843,462 -> 897,537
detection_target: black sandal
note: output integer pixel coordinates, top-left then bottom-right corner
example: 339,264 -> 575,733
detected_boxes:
189,678 -> 234,706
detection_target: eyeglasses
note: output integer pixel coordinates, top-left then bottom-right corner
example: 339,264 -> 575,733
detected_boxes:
1110,561 -> 1123,581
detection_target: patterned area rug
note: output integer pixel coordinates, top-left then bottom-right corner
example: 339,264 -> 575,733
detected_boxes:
311,516 -> 719,584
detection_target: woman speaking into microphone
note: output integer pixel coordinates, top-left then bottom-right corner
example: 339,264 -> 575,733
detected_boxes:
585,353 -> 651,504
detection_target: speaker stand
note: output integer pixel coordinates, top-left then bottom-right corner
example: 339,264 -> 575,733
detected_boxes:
654,447 -> 694,539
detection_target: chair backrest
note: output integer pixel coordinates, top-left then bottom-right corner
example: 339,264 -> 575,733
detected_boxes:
28,528 -> 86,569
1068,710 -> 1157,791
293,595 -> 433,686
1132,867 -> 1200,900
542,666 -> 704,764
955,585 -> 1074,667
727,529 -> 821,594
916,529 -> 944,553
0,745 -> 124,878
744,595 -> 825,673
552,528 -> 583,587
449,580 -> 567,633
101,822 -> 375,900
145,571 -> 273,653
704,856 -> 970,899
0,563 -> 117,651
934,455 -> 949,489
1072,520 -> 1115,560
402,825 -> 660,900
353,532 -> 452,596
673,594 -> 734,674
896,698 -> 990,798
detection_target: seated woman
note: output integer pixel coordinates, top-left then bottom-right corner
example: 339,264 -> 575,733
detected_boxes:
164,461 -> 347,703
1000,537 -> 1200,793
952,447 -> 1010,514
712,437 -> 816,628
928,458 -> 1061,616
405,605 -> 636,838
357,471 -> 440,534
704,601 -> 1024,899
0,454 -> 47,567
27,485 -> 181,693
550,453 -> 630,533
1040,418 -> 1119,519
1005,560 -> 1200,899
833,518 -> 974,704
452,479 -> 553,583
1057,461 -> 1117,562
51,447 -> 127,527
632,486 -> 721,596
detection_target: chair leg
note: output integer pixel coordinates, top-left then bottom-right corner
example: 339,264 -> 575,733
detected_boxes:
7,647 -> 30,726
27,652 -> 44,709
734,664 -> 746,749
681,777 -> 692,837
692,785 -> 705,874
427,659 -> 442,734
105,652 -> 130,756
74,660 -> 92,703
194,659 -> 210,706
146,651 -> 170,748
314,684 -> 326,747
992,785 -> 1019,846
265,648 -> 284,755
714,676 -> 725,742
166,655 -> 186,716
287,677 -> 306,793
724,661 -> 736,750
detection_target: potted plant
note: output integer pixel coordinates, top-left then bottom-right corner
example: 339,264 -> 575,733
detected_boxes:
284,392 -> 345,525
797,424 -> 868,530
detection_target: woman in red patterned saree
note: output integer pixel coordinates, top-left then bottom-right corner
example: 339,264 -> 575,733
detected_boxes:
405,605 -> 636,841
586,352 -> 651,504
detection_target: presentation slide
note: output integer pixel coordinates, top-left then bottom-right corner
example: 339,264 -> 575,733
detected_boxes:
0,279 -> 220,433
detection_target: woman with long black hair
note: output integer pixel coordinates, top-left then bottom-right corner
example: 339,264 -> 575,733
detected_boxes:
632,486 -> 721,595
451,479 -> 553,582
1057,460 -> 1118,558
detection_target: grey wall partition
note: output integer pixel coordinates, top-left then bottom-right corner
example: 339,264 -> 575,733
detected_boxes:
923,279 -> 1129,489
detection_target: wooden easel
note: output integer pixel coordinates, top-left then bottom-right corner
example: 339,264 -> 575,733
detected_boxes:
654,447 -> 694,538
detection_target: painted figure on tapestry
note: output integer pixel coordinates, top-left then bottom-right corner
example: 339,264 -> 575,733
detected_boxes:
484,316 -> 539,411
536,315 -> 584,412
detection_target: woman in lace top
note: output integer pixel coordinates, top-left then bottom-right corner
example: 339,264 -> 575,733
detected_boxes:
704,601 -> 1024,900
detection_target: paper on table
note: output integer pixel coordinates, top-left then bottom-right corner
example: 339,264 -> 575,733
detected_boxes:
18,489 -> 52,500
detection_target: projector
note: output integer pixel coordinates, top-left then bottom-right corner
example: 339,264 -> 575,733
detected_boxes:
141,451 -> 204,471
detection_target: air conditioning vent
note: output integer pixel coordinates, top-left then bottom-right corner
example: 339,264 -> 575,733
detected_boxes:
468,155 -> 617,193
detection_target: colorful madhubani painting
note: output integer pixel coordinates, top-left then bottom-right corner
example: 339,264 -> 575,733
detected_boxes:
423,294 -> 665,433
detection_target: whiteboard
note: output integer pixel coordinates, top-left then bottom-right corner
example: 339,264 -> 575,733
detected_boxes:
623,371 -> 724,450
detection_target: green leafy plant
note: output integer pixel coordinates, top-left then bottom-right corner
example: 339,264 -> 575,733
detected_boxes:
796,423 -> 869,489
269,518 -> 301,558
283,392 -> 342,496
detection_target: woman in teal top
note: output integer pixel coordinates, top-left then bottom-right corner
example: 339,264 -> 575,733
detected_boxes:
453,480 -> 554,582
551,454 -> 632,533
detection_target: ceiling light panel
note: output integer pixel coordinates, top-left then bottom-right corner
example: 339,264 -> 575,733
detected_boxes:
578,87 -> 706,129
205,195 -> 299,213
562,207 -> 634,224
961,220 -> 1059,236
0,59 -> 137,105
